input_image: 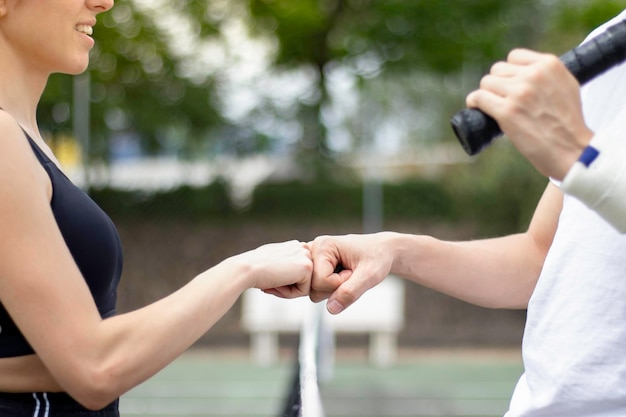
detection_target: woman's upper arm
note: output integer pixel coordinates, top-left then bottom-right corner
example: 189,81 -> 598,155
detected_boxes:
0,116 -> 102,385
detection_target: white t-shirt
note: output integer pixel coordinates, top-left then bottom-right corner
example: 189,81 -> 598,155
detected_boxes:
505,10 -> 626,417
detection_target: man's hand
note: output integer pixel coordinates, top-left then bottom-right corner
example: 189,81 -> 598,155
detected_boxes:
466,48 -> 594,180
309,233 -> 394,314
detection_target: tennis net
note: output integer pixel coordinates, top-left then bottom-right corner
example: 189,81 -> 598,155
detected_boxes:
280,303 -> 332,417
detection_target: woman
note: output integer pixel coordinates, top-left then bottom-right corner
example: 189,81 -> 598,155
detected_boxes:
0,0 -> 312,415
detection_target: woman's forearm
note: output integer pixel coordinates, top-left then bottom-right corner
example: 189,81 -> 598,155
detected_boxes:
45,260 -> 248,409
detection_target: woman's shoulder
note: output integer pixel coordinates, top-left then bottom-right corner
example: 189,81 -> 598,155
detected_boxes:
0,110 -> 28,149
0,109 -> 22,130
0,111 -> 45,190
0,110 -> 36,163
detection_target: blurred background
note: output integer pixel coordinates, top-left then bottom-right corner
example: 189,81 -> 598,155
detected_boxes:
41,0 -> 622,353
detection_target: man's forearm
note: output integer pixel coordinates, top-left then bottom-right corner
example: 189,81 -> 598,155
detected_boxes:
388,233 -> 542,309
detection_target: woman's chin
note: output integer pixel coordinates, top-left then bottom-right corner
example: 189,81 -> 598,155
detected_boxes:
58,58 -> 91,76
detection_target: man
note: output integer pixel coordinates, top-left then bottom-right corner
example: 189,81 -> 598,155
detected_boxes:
309,10 -> 626,416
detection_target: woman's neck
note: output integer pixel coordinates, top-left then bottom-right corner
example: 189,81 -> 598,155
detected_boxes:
0,47 -> 50,138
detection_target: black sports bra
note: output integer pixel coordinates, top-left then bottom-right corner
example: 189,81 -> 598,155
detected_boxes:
0,132 -> 123,357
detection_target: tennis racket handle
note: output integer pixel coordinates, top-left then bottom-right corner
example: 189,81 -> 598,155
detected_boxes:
451,19 -> 626,156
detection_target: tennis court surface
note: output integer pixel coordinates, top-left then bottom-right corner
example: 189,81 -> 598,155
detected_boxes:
120,348 -> 523,417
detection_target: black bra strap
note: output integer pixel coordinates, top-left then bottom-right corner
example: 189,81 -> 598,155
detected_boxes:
22,130 -> 51,165
0,108 -> 51,165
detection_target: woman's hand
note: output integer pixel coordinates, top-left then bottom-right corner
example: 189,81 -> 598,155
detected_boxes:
231,240 -> 313,299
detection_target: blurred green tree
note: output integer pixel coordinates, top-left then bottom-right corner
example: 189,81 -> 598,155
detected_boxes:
244,0 -> 547,172
39,0 -> 223,162
37,0 -> 625,169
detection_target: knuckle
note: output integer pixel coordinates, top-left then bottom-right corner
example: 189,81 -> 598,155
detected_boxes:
522,64 -> 542,84
309,291 -> 329,303
311,235 -> 330,252
514,85 -> 532,103
507,48 -> 529,62
313,235 -> 330,245
507,49 -> 520,61
528,56 -> 560,83
479,74 -> 491,89
310,277 -> 323,291
339,286 -> 359,305
489,61 -> 505,74
311,274 -> 330,290
543,54 -> 561,69
500,100 -> 521,119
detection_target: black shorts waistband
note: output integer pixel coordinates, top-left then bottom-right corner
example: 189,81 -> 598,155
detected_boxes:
0,392 -> 119,415
0,392 -> 76,404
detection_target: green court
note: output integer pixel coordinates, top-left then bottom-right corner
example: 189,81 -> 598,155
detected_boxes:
120,348 -> 523,417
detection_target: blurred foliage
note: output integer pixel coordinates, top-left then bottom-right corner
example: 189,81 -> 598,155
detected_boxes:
39,0 -> 223,161
38,1 -> 625,234
245,0 -> 547,171
92,181 -> 232,221
535,0 -> 626,53
445,142 -> 548,235
251,180 -> 363,220
383,180 -> 456,221
37,1 -> 624,162
247,0 -> 548,74
554,0 -> 625,35
91,145 -> 547,236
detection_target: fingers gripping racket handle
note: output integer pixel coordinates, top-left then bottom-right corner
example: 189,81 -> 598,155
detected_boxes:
451,19 -> 626,156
